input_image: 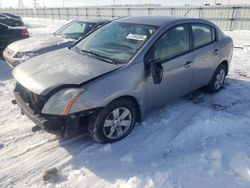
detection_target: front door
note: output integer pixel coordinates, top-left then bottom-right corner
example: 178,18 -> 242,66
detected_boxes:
145,24 -> 194,110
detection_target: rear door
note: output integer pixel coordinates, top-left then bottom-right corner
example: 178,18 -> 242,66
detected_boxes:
145,24 -> 194,110
190,23 -> 220,90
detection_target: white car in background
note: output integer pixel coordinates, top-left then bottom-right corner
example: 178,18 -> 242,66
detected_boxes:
3,18 -> 109,67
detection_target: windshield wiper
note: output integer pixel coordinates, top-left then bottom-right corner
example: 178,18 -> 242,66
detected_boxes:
80,49 -> 118,64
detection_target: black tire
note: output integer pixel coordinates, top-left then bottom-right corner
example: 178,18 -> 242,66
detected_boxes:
88,99 -> 137,143
206,64 -> 227,93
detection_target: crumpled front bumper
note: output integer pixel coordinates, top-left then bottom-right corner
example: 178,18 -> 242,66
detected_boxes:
14,90 -> 65,133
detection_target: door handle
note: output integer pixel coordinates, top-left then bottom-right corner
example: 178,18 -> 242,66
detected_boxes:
213,49 -> 219,55
184,61 -> 192,68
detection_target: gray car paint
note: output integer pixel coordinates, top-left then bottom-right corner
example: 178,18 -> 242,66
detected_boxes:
13,48 -> 123,95
13,16 -> 233,120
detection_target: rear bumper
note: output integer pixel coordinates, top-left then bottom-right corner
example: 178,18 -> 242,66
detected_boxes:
14,91 -> 65,132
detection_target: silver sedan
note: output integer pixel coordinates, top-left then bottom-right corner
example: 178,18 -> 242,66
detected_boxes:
12,16 -> 233,143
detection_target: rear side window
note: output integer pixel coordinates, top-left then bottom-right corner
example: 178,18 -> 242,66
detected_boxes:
191,24 -> 216,49
153,24 -> 190,63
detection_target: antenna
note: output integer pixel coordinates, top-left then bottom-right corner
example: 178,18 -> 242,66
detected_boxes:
184,8 -> 191,16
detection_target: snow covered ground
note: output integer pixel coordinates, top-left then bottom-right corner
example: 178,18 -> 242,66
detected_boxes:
0,18 -> 250,188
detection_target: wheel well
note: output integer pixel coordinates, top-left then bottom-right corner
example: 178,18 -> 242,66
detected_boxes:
111,96 -> 142,122
220,60 -> 229,75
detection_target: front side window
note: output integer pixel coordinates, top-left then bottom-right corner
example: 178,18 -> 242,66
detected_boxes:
74,22 -> 158,63
192,24 -> 215,49
153,25 -> 190,63
55,21 -> 94,39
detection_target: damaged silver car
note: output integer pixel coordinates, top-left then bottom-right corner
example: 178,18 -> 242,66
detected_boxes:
12,16 -> 233,143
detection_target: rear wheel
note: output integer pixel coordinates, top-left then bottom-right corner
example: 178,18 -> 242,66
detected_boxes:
88,99 -> 136,143
206,64 -> 227,92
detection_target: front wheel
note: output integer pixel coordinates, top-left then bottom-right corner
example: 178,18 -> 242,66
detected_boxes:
206,64 -> 227,92
88,99 -> 137,143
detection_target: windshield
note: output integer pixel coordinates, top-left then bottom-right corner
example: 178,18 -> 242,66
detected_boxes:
74,22 -> 158,63
55,21 -> 95,39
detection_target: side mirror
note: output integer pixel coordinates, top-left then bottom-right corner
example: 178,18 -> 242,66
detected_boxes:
144,46 -> 163,84
144,50 -> 163,85
152,62 -> 163,84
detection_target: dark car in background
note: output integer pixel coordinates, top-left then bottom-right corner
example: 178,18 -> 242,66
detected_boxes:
0,13 -> 24,27
3,18 -> 110,67
0,23 -> 29,57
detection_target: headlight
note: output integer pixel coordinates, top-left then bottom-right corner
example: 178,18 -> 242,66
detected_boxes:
42,88 -> 85,115
14,52 -> 26,58
14,52 -> 39,61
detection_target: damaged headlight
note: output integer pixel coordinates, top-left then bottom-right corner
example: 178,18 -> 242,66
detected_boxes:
42,88 -> 86,115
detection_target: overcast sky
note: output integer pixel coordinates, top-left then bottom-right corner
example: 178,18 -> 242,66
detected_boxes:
1,0 -> 250,8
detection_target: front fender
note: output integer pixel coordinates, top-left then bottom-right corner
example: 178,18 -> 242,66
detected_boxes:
73,62 -> 146,116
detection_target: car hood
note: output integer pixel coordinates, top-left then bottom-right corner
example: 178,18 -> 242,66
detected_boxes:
13,48 -> 123,95
8,34 -> 74,52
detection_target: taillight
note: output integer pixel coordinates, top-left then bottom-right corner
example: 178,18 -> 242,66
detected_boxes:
21,28 -> 29,36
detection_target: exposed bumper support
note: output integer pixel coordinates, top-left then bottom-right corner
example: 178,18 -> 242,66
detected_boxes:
14,91 -> 64,132
13,90 -> 102,136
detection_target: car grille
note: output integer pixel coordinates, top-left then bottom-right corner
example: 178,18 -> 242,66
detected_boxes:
15,83 -> 44,114
4,48 -> 15,57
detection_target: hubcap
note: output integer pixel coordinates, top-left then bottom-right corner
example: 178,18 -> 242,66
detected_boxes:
103,107 -> 132,139
214,69 -> 225,90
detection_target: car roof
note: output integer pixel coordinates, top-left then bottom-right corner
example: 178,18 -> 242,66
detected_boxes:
75,18 -> 110,24
114,16 -> 205,27
0,22 -> 9,27
0,13 -> 20,19
1,13 -> 16,16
